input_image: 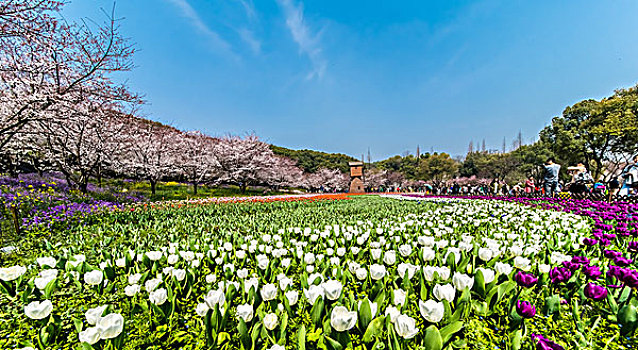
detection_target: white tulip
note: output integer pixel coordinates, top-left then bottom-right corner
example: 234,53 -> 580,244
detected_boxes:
285,290 -> 299,306
304,253 -> 316,264
383,250 -> 396,265
167,254 -> 179,265
97,313 -> 124,339
69,254 -> 86,267
393,289 -> 406,306
0,265 -> 27,281
351,267 -> 366,280
128,273 -> 142,285
384,306 -> 400,323
172,269 -> 186,282
539,264 -> 551,274
476,268 -> 495,284
35,269 -> 58,290
397,263 -> 418,280
437,266 -> 451,280
196,302 -> 210,317
433,284 -> 455,302
205,273 -> 217,284
452,272 -> 474,291
421,247 -> 436,261
418,299 -> 444,323
144,278 -> 162,292
369,264 -> 386,280
79,326 -> 101,344
124,284 -> 141,297
304,285 -> 324,305
237,268 -> 249,279
205,289 -> 226,309
322,280 -> 343,301
24,300 -> 53,320
261,283 -> 278,301
145,251 -> 162,261
84,270 -> 103,286
115,258 -> 126,267
370,248 -> 382,260
394,314 -> 419,339
398,244 -> 412,257
236,303 -> 254,322
268,345 -> 285,350
513,256 -> 531,271
478,248 -> 493,261
336,247 -> 346,257
86,305 -> 108,325
149,288 -> 168,305
308,273 -> 323,285
330,306 -> 357,332
494,262 -> 513,275
36,257 -> 57,268
263,313 -> 278,330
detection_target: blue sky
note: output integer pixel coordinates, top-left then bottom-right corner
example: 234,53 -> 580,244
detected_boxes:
63,0 -> 638,160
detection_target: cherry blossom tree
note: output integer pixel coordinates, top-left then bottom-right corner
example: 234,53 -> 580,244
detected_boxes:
179,131 -> 220,195
117,119 -> 183,195
0,1 -> 139,162
215,134 -> 279,192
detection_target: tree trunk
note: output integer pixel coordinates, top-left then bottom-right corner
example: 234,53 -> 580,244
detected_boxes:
241,183 -> 247,193
79,182 -> 88,193
193,182 -> 198,195
150,179 -> 157,195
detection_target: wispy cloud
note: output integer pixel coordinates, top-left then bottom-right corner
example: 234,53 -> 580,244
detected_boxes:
237,0 -> 257,22
238,28 -> 261,54
165,0 -> 236,58
276,0 -> 327,80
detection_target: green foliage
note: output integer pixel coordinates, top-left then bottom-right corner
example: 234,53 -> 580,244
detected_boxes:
269,146 -> 358,173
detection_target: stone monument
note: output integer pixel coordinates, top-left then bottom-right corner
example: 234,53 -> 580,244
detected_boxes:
349,161 -> 364,193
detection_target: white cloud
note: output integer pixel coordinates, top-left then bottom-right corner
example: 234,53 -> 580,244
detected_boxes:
276,0 -> 327,80
165,0 -> 236,58
237,28 -> 262,54
237,0 -> 257,21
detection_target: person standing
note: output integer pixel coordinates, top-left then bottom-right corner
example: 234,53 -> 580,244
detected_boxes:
525,176 -> 535,195
543,158 -> 561,197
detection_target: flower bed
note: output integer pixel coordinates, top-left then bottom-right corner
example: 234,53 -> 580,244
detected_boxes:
0,195 -> 635,349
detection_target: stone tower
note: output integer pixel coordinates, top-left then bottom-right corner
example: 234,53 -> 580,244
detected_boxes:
349,161 -> 364,193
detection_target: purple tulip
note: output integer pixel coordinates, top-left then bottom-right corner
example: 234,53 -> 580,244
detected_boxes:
531,334 -> 564,350
514,271 -> 538,288
599,238 -> 611,247
604,250 -> 622,259
561,261 -> 581,271
629,241 -> 638,253
583,265 -> 601,280
582,238 -> 598,246
549,267 -> 572,284
571,256 -> 589,266
515,300 -> 536,318
614,256 -> 633,267
583,283 -> 607,301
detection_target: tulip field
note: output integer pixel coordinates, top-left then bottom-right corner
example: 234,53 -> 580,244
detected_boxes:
1,194 -> 637,350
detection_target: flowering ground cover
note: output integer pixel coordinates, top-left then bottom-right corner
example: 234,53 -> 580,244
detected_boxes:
0,174 -> 142,235
0,195 -> 636,349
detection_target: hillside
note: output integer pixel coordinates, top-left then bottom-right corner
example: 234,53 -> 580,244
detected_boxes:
270,145 -> 358,173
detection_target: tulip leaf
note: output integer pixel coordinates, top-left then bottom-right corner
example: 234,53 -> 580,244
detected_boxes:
362,317 -> 385,343
238,320 -> 251,350
509,329 -> 522,350
72,317 -> 83,333
439,321 -> 463,344
544,294 -> 561,316
279,312 -> 289,341
474,270 -> 486,299
618,304 -> 638,336
324,335 -> 343,350
311,298 -> 324,326
298,324 -> 306,350
423,325 -> 443,350
359,299 -> 373,332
